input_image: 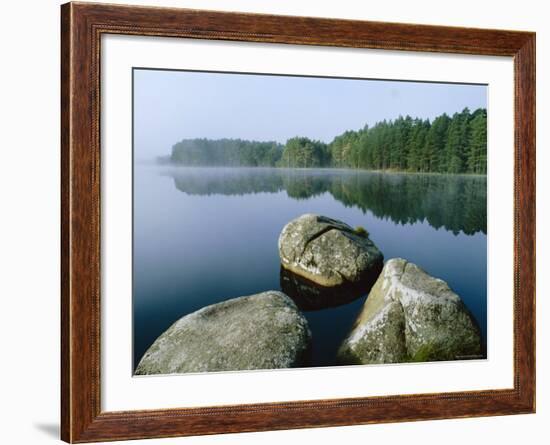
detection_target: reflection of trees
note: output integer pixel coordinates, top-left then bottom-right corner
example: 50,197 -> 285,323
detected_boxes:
283,174 -> 328,200
329,173 -> 487,235
165,168 -> 486,235
170,168 -> 284,196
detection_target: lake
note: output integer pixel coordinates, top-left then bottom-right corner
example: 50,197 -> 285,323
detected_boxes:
133,166 -> 487,370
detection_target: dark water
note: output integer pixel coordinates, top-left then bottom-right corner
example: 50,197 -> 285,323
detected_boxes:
133,166 -> 487,370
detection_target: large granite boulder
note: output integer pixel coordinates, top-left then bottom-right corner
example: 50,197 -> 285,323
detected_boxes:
278,214 -> 383,288
135,291 -> 311,375
337,258 -> 482,364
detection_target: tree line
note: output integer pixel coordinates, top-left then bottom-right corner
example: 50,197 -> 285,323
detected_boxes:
170,138 -> 283,167
169,107 -> 486,174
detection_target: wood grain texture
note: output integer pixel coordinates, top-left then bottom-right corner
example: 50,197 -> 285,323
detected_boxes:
60,2 -> 536,442
60,4 -> 71,440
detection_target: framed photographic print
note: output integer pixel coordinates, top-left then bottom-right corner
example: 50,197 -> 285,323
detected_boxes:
61,2 -> 536,442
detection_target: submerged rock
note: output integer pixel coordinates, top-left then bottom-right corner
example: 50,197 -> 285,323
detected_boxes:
278,214 -> 383,288
135,291 -> 311,375
337,258 -> 482,364
280,266 -> 370,311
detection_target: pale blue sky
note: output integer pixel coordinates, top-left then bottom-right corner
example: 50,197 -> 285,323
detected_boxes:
134,69 -> 486,160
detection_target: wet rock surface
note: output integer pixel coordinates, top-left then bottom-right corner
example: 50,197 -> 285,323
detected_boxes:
280,266 -> 371,311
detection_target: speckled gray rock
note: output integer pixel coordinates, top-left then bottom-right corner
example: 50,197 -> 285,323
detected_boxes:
337,258 -> 482,364
135,291 -> 312,375
278,214 -> 383,287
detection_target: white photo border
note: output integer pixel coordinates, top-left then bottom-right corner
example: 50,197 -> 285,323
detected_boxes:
101,34 -> 514,411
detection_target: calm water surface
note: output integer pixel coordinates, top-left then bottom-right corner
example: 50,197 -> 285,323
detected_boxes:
133,166 -> 487,370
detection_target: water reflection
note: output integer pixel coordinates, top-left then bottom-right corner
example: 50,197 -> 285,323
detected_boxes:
165,167 -> 486,235
134,166 -> 487,368
280,267 -> 375,311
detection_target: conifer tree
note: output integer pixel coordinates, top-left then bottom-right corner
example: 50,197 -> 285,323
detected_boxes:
170,108 -> 487,174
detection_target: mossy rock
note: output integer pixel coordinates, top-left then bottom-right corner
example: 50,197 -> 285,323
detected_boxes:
278,214 -> 383,288
337,258 -> 482,365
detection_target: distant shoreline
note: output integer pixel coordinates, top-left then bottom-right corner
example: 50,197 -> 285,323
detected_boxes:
151,161 -> 487,177
164,108 -> 488,175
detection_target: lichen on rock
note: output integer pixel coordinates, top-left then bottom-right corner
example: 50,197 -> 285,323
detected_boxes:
278,214 -> 383,288
135,291 -> 312,375
337,258 -> 482,364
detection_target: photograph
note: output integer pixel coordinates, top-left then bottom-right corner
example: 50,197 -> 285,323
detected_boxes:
50,1 -> 537,442
132,69 -> 488,375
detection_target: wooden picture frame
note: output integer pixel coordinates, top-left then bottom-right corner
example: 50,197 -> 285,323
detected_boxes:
61,2 -> 535,442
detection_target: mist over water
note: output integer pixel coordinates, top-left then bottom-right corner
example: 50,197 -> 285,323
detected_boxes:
133,166 -> 487,370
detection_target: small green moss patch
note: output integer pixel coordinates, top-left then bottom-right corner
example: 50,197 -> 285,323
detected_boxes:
354,226 -> 369,237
